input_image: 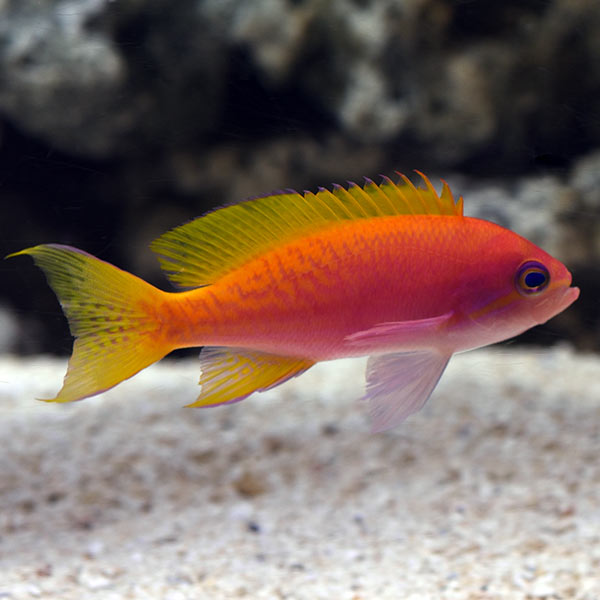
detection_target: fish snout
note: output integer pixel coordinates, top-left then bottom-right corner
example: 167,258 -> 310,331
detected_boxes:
531,283 -> 579,325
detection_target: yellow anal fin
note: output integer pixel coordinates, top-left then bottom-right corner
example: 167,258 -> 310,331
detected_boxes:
187,347 -> 314,408
150,172 -> 463,289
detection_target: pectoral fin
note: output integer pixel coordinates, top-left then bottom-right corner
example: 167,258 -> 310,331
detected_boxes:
364,350 -> 451,432
345,312 -> 453,348
187,347 -> 314,408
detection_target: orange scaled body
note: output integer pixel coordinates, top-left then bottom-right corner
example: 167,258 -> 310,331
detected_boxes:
170,215 -> 570,359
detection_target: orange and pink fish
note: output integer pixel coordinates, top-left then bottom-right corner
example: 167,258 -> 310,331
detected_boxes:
8,172 -> 579,431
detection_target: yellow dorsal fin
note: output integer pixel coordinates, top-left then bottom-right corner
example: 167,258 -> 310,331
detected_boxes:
150,172 -> 462,288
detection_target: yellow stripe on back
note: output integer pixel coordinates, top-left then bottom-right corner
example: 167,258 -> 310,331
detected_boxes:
150,171 -> 463,289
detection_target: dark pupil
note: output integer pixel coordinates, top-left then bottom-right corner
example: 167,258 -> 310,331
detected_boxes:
524,271 -> 546,288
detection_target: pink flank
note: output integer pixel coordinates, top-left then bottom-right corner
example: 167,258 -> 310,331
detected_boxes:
166,214 -> 578,360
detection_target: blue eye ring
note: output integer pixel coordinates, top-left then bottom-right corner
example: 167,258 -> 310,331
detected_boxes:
516,261 -> 550,295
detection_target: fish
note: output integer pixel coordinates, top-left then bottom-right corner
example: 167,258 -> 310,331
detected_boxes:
7,172 -> 579,431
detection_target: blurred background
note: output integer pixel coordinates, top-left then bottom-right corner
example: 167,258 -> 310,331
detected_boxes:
0,0 -> 598,355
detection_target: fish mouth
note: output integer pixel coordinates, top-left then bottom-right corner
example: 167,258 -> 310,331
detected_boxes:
552,267 -> 579,308
562,285 -> 580,308
556,268 -> 580,302
530,283 -> 579,325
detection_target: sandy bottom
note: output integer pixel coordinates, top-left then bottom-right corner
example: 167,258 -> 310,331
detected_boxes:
0,347 -> 599,599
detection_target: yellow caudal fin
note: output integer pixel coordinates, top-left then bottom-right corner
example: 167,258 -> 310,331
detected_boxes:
7,244 -> 171,402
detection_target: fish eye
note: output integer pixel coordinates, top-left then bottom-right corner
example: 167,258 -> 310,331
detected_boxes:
515,261 -> 550,295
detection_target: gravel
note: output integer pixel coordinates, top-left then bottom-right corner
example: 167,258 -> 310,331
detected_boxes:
0,346 -> 599,599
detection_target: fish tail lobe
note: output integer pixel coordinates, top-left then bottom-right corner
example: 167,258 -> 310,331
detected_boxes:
8,244 -> 172,402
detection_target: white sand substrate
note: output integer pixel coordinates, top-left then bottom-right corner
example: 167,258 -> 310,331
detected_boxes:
0,346 -> 599,599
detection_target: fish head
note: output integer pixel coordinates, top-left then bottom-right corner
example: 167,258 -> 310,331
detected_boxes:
454,227 -> 579,349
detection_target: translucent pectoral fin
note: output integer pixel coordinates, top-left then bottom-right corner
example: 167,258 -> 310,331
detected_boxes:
364,350 -> 451,432
345,312 -> 453,348
188,347 -> 314,408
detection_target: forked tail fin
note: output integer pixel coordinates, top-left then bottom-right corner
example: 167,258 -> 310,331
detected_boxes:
7,244 -> 171,402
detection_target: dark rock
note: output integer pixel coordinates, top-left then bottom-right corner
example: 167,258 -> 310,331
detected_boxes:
2,0 -> 600,164
0,0 -> 227,157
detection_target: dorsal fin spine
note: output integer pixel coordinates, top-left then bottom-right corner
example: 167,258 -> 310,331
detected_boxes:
398,173 -> 427,213
205,223 -> 248,251
231,207 -> 274,241
368,178 -> 397,215
233,204 -> 276,238
334,184 -> 374,219
362,179 -> 385,215
313,190 -> 341,220
305,191 -> 339,221
332,184 -> 370,217
440,181 -> 454,214
387,178 -> 413,215
283,195 -> 309,228
347,182 -> 379,218
379,175 -> 401,214
244,203 -> 288,238
336,186 -> 364,218
416,170 -> 445,214
322,188 -> 356,219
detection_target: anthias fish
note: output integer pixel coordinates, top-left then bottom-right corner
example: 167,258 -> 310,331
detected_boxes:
8,172 -> 579,431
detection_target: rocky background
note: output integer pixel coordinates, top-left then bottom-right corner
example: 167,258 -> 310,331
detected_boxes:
1,0 -> 599,353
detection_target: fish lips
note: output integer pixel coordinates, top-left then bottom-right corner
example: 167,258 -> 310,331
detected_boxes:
531,284 -> 580,325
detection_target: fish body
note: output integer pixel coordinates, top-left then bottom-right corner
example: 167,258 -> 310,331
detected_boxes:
8,173 -> 579,431
168,214 -> 574,359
